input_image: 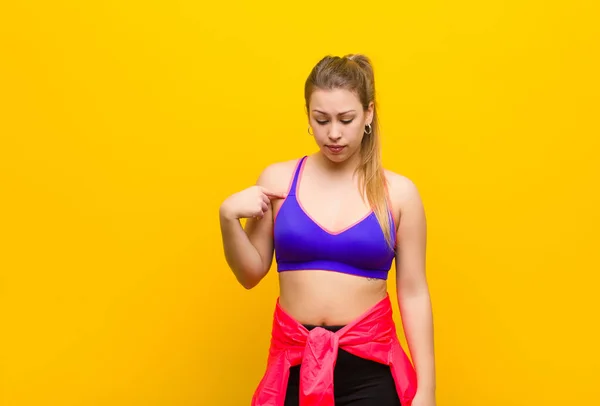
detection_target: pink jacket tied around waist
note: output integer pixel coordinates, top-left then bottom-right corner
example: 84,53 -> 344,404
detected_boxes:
251,294 -> 418,406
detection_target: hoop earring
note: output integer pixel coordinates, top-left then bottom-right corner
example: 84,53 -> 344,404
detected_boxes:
364,123 -> 372,135
307,126 -> 314,136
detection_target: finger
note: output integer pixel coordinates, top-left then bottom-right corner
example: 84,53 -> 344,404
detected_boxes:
261,187 -> 287,200
265,192 -> 286,200
261,194 -> 270,206
261,202 -> 268,212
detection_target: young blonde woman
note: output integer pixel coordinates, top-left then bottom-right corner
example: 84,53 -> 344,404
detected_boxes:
219,54 -> 436,406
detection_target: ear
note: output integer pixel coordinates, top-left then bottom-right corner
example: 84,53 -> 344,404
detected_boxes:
366,101 -> 375,125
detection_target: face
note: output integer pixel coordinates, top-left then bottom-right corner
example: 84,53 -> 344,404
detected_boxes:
308,88 -> 373,163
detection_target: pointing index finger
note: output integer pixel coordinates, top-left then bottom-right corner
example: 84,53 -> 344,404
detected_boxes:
261,187 -> 287,200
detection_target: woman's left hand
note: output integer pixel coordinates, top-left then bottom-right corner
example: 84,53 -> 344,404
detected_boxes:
411,390 -> 436,406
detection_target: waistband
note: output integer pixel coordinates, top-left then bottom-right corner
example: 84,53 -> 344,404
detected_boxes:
303,323 -> 344,331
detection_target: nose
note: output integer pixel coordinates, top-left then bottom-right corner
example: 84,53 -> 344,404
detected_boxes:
328,123 -> 342,141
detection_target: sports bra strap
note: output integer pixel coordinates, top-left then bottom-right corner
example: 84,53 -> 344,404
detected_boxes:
287,156 -> 307,196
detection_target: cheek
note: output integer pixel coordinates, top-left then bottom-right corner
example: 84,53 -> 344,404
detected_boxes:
312,125 -> 326,138
348,121 -> 365,139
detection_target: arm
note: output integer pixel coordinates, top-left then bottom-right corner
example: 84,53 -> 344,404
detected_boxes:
394,177 -> 436,396
219,165 -> 283,289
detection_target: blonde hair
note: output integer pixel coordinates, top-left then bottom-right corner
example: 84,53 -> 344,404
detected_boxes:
304,54 -> 394,249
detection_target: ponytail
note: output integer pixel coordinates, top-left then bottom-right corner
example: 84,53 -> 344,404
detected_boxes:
304,54 -> 394,250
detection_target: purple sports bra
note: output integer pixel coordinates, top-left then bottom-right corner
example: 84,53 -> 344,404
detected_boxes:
273,156 -> 396,280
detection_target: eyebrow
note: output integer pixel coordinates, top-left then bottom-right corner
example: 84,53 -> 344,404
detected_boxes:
311,109 -> 356,115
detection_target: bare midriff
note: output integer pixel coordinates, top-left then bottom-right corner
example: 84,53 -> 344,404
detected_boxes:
278,270 -> 388,326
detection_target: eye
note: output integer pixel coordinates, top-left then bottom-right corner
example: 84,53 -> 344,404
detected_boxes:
341,119 -> 354,124
316,119 -> 329,125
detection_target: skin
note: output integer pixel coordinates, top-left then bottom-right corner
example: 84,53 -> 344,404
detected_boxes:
219,88 -> 436,404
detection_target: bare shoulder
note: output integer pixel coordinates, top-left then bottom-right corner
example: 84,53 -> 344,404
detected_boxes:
383,169 -> 426,220
256,158 -> 302,194
384,170 -> 421,202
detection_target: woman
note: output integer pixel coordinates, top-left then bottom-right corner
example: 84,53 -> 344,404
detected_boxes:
219,54 -> 436,406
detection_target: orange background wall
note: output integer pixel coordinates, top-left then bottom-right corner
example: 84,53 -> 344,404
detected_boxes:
1,1 -> 599,405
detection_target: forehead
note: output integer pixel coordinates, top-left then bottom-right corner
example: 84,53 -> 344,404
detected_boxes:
309,88 -> 362,114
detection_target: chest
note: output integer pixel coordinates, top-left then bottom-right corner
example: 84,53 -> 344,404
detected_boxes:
295,174 -> 372,233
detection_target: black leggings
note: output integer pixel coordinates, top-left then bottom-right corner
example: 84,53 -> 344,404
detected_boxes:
284,324 -> 401,406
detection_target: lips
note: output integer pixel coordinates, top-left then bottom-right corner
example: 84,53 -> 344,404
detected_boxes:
326,145 -> 345,154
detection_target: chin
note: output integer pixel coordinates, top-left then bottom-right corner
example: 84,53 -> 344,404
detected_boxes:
325,153 -> 347,162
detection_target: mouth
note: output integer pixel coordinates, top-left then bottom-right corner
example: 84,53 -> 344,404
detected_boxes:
325,145 -> 346,154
